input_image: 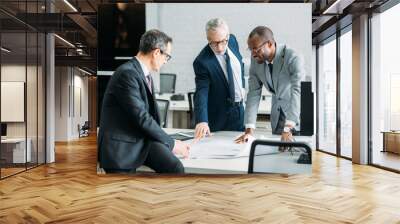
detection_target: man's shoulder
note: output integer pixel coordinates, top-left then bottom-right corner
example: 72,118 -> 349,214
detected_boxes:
113,60 -> 141,78
194,45 -> 212,65
228,34 -> 238,46
114,60 -> 135,72
280,44 -> 300,60
249,57 -> 263,69
197,45 -> 211,58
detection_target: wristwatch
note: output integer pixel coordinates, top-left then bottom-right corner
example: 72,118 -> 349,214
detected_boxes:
283,126 -> 292,133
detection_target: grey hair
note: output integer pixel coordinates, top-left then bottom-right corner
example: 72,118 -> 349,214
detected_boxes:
205,18 -> 229,34
139,29 -> 172,54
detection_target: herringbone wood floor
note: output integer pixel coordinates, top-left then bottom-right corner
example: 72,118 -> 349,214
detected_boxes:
1,135 -> 400,224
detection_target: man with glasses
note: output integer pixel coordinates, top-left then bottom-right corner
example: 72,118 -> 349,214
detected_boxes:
98,29 -> 190,174
193,18 -> 245,140
236,26 -> 304,143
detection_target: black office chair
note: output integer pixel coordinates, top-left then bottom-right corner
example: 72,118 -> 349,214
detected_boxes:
156,99 -> 170,128
187,92 -> 195,129
300,81 -> 314,136
248,140 -> 312,174
160,73 -> 176,94
78,121 -> 90,138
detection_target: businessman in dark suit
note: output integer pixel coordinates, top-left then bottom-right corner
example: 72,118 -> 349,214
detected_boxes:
193,18 -> 245,140
98,29 -> 190,174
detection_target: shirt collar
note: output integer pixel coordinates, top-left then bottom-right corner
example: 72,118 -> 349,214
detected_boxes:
265,43 -> 277,64
135,56 -> 150,77
212,47 -> 229,57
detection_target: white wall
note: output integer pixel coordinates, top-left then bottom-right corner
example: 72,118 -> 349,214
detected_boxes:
146,3 -> 312,93
55,67 -> 89,141
1,63 -> 46,164
1,65 -> 41,137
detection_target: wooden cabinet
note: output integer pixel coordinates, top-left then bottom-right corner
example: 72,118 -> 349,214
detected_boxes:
382,132 -> 400,154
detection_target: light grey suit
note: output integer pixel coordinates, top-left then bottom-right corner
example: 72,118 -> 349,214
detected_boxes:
244,44 -> 305,134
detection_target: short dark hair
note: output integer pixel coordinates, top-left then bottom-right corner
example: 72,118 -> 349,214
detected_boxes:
139,29 -> 172,54
248,26 -> 275,43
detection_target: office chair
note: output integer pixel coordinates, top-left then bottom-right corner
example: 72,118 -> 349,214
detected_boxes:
159,73 -> 176,94
300,81 -> 314,136
156,99 -> 170,128
78,121 -> 90,138
187,92 -> 195,129
248,140 -> 312,174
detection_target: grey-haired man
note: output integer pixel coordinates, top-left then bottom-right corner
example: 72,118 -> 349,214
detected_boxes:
98,29 -> 190,174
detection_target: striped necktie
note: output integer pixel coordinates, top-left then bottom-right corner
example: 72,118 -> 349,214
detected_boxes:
146,75 -> 152,94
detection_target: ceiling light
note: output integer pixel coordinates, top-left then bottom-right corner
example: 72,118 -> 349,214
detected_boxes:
63,0 -> 78,12
54,34 -> 75,48
323,0 -> 343,14
1,47 -> 11,53
114,56 -> 133,60
78,67 -> 93,76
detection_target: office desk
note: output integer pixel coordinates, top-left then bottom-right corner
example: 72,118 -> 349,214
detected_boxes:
156,94 -> 271,128
137,129 -> 313,174
1,138 -> 32,164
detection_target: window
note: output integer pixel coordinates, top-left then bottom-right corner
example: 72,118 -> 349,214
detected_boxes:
318,36 -> 337,154
340,28 -> 352,158
370,3 -> 400,171
0,1 -> 47,179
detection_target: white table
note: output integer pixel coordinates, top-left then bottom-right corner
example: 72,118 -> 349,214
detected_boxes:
156,93 -> 271,128
1,138 -> 32,163
137,129 -> 313,174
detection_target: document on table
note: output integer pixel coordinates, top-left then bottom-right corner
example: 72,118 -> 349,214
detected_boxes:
183,134 -> 279,159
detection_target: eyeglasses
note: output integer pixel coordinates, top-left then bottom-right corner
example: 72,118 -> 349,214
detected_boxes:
208,38 -> 229,48
159,49 -> 172,62
248,40 -> 269,54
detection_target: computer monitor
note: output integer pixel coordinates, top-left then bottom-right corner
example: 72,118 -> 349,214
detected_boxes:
160,73 -> 176,94
1,123 -> 7,138
300,81 -> 314,136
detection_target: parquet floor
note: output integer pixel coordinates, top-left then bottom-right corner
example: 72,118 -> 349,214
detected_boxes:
1,135 -> 400,223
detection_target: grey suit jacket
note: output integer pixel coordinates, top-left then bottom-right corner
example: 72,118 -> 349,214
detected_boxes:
244,44 -> 305,133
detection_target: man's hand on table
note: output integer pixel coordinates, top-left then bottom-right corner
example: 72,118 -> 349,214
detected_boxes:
235,128 -> 254,144
194,122 -> 212,143
280,125 -> 294,151
173,140 -> 190,159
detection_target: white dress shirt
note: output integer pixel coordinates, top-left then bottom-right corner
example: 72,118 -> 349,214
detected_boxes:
213,48 -> 244,102
135,56 -> 152,92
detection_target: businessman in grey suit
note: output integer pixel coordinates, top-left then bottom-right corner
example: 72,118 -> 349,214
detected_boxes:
236,26 -> 304,143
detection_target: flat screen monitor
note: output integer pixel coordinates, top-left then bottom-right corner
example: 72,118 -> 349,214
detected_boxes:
160,73 -> 176,94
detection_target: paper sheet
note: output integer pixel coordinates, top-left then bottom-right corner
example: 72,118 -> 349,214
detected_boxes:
174,132 -> 283,160
185,134 -> 255,159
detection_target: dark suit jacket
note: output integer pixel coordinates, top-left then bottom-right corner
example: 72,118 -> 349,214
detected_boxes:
98,58 -> 174,170
193,34 -> 245,131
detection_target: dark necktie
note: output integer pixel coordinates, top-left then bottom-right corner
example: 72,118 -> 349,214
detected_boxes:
268,63 -> 273,77
146,75 -> 152,94
224,52 -> 235,102
267,62 -> 275,93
